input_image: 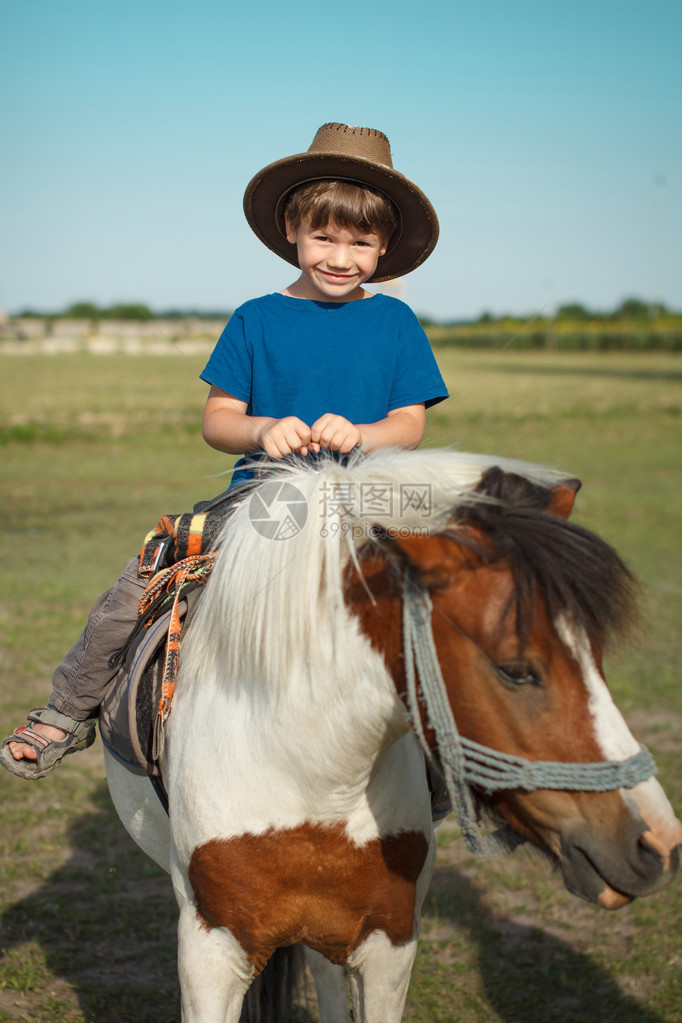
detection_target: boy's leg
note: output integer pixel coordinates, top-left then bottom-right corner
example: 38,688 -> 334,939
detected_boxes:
49,557 -> 147,719
2,558 -> 146,773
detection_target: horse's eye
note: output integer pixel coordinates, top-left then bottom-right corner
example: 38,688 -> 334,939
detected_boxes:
496,663 -> 540,688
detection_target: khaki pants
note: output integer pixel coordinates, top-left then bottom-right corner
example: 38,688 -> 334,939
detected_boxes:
48,558 -> 147,720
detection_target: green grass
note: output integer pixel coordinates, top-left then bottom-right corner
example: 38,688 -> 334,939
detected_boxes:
1,348 -> 680,1021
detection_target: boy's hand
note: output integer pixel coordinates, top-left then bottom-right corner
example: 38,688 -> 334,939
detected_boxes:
260,416 -> 313,457
310,414 -> 362,454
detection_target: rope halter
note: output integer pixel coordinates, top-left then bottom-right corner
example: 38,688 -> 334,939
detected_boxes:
401,576 -> 657,857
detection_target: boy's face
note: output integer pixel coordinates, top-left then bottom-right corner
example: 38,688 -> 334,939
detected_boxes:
284,216 -> 387,302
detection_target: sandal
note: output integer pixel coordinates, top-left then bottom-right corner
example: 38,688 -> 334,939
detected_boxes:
1,706 -> 97,780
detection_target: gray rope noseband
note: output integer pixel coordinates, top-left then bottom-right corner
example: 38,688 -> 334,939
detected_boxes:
402,579 -> 657,856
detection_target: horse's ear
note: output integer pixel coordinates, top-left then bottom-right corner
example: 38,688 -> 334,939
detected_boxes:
547,478 -> 581,519
371,528 -> 461,591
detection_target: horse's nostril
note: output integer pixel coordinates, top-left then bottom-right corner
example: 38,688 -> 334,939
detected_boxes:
636,829 -> 680,878
638,833 -> 662,865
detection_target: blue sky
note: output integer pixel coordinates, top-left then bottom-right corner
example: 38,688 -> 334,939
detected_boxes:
2,0 -> 681,321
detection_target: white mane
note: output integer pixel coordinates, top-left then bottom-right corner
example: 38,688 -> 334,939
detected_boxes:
181,448 -> 567,690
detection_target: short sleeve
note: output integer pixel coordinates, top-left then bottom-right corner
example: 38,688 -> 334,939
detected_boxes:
388,305 -> 448,411
200,310 -> 253,404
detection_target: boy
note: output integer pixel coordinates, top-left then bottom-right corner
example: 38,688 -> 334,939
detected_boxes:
2,122 -> 448,778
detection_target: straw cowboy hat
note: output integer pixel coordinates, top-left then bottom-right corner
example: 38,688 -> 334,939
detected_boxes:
243,122 -> 439,282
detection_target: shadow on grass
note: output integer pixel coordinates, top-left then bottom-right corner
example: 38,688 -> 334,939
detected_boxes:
0,782 -> 180,1022
423,863 -> 666,1023
0,782 -> 318,1023
1,786 -> 666,1023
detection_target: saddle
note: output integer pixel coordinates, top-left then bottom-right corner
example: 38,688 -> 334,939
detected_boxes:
99,487 -> 244,779
99,587 -> 201,778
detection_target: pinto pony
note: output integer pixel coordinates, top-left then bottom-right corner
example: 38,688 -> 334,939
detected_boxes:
104,448 -> 681,1023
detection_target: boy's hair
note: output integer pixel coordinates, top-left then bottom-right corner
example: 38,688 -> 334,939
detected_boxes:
283,180 -> 400,246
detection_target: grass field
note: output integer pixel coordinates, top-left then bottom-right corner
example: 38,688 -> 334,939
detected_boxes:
0,346 -> 680,1022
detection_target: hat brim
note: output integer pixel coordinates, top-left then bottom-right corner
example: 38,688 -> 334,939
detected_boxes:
243,152 -> 439,282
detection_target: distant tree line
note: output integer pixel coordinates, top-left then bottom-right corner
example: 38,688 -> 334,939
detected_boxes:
14,296 -> 679,324
15,302 -> 232,322
417,297 -> 678,329
419,298 -> 682,352
11,296 -> 681,350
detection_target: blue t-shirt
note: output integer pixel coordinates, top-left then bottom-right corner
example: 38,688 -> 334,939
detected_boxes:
201,292 -> 448,482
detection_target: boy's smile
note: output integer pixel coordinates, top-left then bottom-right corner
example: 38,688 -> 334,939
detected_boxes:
284,217 -> 387,302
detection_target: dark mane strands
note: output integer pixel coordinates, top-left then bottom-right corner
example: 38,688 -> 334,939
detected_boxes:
450,468 -> 640,652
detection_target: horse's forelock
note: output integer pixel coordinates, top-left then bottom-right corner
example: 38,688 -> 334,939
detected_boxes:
453,471 -> 640,651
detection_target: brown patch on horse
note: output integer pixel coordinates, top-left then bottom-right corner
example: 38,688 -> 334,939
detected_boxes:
188,824 -> 429,970
345,527 -> 615,853
546,479 -> 581,519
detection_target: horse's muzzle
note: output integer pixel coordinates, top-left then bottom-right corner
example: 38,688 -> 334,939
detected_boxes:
559,817 -> 681,908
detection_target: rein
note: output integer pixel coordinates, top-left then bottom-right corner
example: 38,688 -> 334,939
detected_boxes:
401,577 -> 657,857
